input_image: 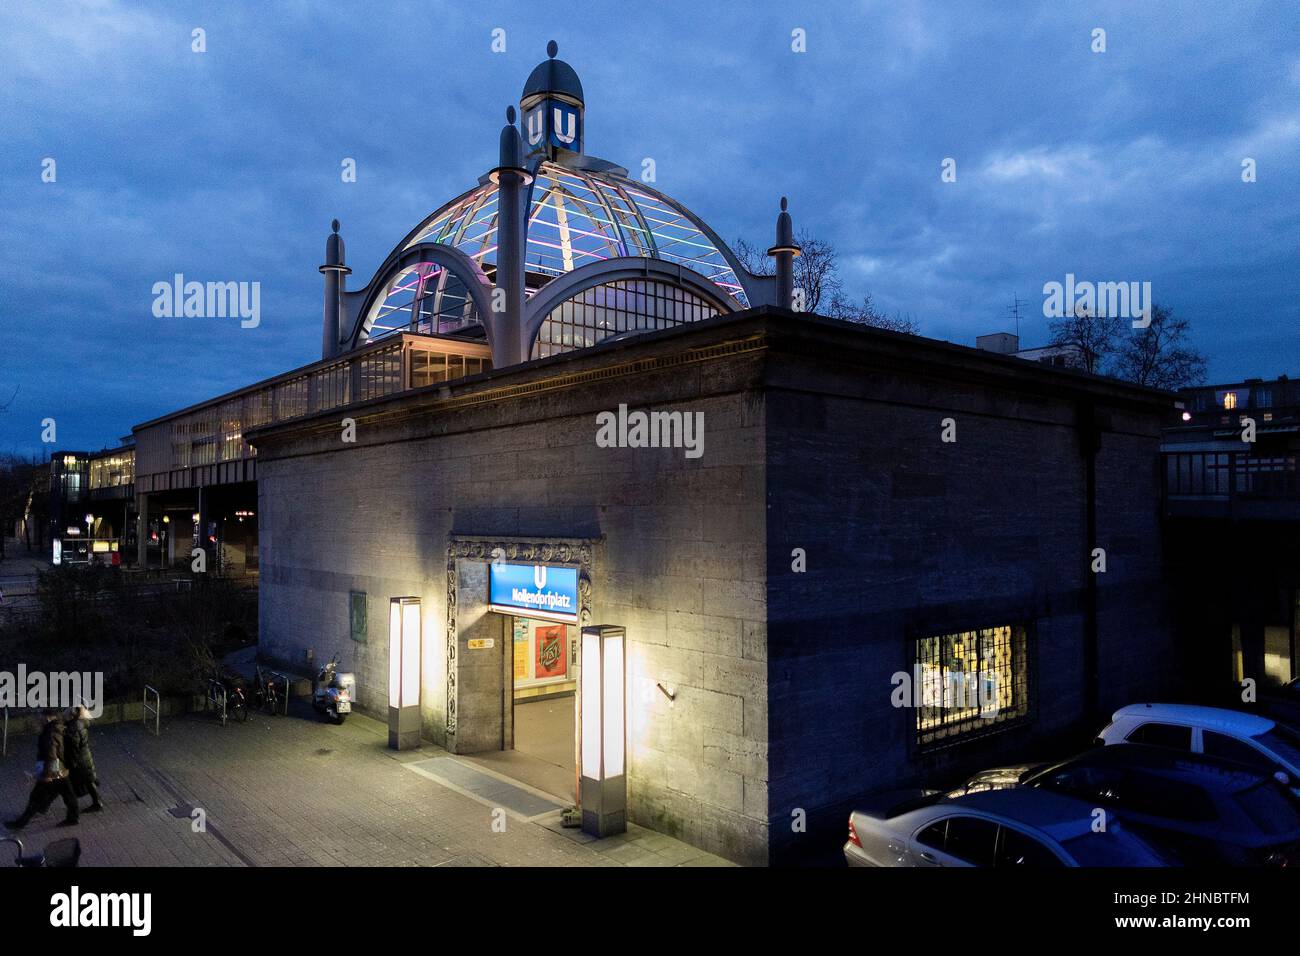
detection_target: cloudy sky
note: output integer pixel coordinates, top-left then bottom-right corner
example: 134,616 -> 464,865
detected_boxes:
1,0 -> 1297,455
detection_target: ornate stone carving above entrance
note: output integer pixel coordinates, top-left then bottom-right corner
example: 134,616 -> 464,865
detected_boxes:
445,536 -> 593,739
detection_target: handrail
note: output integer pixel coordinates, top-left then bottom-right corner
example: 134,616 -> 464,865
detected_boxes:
142,685 -> 161,736
206,678 -> 227,726
270,671 -> 291,716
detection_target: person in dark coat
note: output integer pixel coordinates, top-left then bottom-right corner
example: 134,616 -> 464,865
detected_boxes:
4,709 -> 79,829
62,705 -> 103,812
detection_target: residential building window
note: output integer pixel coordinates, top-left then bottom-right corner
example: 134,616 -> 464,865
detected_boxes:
1223,391 -> 1238,410
914,624 -> 1029,747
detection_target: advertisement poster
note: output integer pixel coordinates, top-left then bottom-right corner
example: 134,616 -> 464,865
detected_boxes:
513,618 -> 530,681
534,623 -> 567,679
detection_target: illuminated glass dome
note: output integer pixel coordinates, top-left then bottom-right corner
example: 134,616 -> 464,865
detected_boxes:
355,44 -> 761,356
364,163 -> 749,340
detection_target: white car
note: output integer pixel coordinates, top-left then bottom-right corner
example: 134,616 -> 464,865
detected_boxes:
843,787 -> 1169,867
1097,703 -> 1300,794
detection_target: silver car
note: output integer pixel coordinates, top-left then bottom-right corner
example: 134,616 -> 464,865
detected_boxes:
843,787 -> 1169,867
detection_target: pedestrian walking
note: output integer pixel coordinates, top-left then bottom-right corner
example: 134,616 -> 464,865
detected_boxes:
4,709 -> 79,829
63,704 -> 103,812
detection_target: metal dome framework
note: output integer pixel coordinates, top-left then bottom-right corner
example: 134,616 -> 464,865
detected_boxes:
360,160 -> 751,344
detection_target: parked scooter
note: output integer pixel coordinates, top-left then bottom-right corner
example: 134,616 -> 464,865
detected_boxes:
2,836 -> 80,868
311,653 -> 354,724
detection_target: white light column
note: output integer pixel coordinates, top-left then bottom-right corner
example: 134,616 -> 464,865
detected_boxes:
579,625 -> 626,837
388,597 -> 422,750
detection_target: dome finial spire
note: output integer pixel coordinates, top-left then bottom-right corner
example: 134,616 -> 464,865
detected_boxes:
767,195 -> 802,310
547,39 -> 558,58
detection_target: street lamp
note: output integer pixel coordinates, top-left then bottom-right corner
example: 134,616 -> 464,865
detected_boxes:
580,625 -> 626,837
388,597 -> 421,750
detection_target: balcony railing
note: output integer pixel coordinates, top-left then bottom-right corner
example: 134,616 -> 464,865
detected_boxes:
1164,451 -> 1300,515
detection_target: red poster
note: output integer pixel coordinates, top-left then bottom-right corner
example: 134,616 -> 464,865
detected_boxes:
534,624 -> 567,679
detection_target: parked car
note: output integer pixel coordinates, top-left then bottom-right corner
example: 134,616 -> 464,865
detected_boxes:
843,787 -> 1170,867
1258,678 -> 1300,730
956,744 -> 1300,866
1096,703 -> 1300,795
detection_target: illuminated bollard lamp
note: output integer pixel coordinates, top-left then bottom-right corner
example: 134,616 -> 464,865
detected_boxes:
580,625 -> 626,837
388,597 -> 422,750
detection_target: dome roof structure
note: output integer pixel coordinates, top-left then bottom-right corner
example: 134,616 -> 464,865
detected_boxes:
347,42 -> 773,360
363,160 -> 752,340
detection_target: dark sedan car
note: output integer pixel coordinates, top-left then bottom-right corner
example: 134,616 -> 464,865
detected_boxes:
955,744 -> 1300,866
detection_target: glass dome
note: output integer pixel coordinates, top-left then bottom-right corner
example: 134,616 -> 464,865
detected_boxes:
364,161 -> 749,340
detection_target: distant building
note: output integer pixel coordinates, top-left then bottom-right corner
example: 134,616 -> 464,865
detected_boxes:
1162,374 -> 1299,693
46,445 -> 135,565
976,331 -> 1085,369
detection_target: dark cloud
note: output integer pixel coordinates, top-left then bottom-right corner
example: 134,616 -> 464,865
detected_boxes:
2,0 -> 1296,454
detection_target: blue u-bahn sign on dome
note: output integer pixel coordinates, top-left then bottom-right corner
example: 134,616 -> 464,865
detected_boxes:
488,562 -> 579,623
523,98 -> 582,154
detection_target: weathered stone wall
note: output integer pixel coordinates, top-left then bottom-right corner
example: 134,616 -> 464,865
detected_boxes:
254,329 -> 773,864
762,322 -> 1174,863
253,311 -> 1176,866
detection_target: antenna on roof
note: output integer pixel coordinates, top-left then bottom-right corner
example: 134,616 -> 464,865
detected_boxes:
1006,294 -> 1027,338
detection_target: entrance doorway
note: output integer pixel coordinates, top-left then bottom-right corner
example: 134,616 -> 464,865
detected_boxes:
506,615 -> 577,798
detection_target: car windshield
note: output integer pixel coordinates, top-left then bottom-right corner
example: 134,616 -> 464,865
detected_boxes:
1234,782 -> 1300,836
1256,727 -> 1300,771
1060,822 -> 1167,867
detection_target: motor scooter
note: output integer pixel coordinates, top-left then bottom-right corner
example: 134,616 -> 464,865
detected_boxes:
311,652 -> 354,724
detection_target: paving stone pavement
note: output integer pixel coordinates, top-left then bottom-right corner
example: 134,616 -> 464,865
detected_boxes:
0,706 -> 732,868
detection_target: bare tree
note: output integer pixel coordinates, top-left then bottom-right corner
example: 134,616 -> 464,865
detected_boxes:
826,291 -> 920,335
734,228 -> 840,313
734,230 -> 917,332
1047,305 -> 1125,375
1113,303 -> 1207,390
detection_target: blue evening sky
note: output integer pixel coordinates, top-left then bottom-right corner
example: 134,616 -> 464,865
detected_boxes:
2,0 -> 1297,455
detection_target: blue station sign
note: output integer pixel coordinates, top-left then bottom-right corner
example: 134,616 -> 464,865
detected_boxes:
488,563 -> 579,623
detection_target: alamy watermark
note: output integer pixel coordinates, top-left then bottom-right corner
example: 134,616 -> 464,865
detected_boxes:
152,274 -> 261,328
595,403 -> 704,459
891,665 -> 1001,719
0,666 -> 103,717
1042,273 -> 1152,328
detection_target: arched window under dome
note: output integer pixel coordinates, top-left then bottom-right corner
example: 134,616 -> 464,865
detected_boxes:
367,262 -> 482,339
532,278 -> 721,360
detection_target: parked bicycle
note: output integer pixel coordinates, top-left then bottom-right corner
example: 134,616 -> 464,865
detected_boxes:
252,664 -> 283,716
206,670 -> 248,726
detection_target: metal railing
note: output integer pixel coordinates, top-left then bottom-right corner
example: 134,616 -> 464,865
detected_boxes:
205,678 -> 228,726
143,685 -> 161,736
1164,451 -> 1300,500
270,670 -> 290,716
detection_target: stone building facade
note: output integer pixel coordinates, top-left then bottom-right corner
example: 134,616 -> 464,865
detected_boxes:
250,308 -> 1176,865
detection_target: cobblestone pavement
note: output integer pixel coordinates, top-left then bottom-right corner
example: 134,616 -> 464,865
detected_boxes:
0,707 -> 731,868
